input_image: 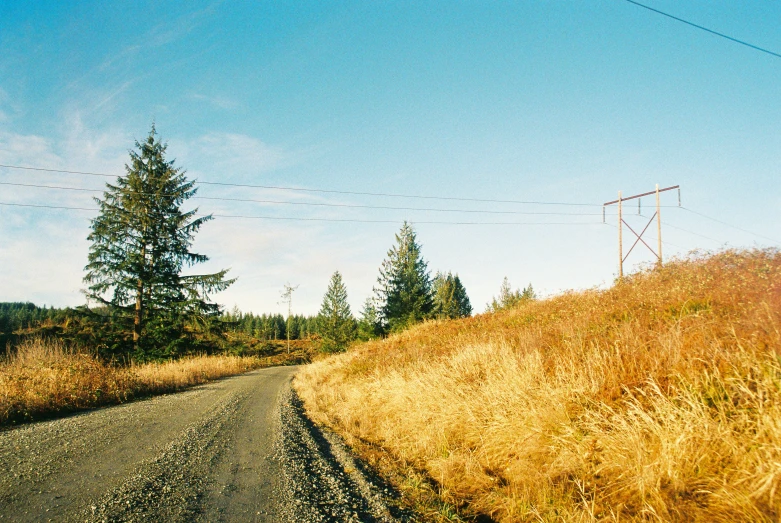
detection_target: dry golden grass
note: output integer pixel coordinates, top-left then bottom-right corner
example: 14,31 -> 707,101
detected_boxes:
0,339 -> 272,426
294,249 -> 781,522
132,354 -> 263,393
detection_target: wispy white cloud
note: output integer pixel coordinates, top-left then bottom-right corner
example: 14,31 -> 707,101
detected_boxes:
0,132 -> 59,166
189,217 -> 384,315
188,93 -> 238,110
92,81 -> 134,112
173,132 -> 288,181
96,44 -> 142,73
146,1 -> 223,48
0,87 -> 12,124
0,123 -> 388,314
0,125 -> 132,305
64,2 -> 226,121
0,210 -> 93,307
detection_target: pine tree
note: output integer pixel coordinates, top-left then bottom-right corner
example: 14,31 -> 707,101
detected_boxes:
375,222 -> 433,332
432,271 -> 472,319
84,126 -> 234,358
317,271 -> 356,352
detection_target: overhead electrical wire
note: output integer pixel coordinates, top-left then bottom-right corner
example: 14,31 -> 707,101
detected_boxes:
662,221 -> 725,245
602,221 -> 687,250
3,163 -> 775,244
623,212 -> 726,245
0,163 -> 602,207
614,207 -> 780,248
623,0 -> 781,60
0,201 -> 600,226
0,181 -> 606,216
0,202 -> 96,212
680,207 -> 781,245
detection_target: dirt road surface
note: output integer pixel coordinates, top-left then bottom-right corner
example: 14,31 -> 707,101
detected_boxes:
0,366 -> 408,522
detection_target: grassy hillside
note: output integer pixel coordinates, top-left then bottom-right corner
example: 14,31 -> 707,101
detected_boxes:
295,249 -> 781,522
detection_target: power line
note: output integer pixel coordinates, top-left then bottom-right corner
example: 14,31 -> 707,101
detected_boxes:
5,164 -> 771,241
622,0 -> 781,60
625,208 -> 780,247
0,181 -> 606,217
681,207 -> 781,245
603,221 -> 686,250
0,163 -> 601,207
662,221 -> 725,245
0,202 -> 96,212
627,211 -> 725,245
0,201 -> 601,226
0,164 -> 116,178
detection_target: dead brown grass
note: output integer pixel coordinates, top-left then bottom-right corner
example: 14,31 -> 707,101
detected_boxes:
0,340 -> 276,426
294,249 -> 781,522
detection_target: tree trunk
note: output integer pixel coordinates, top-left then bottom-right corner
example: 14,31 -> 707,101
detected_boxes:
134,277 -> 143,351
134,242 -> 146,352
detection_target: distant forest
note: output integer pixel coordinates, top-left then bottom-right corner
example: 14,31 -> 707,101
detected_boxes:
0,302 -> 316,350
221,308 -> 317,341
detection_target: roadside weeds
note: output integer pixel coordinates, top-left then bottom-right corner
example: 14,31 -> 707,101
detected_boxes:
0,337 -> 293,426
295,249 -> 781,522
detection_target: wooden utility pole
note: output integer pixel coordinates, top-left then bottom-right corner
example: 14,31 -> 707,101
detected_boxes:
656,184 -> 662,267
618,191 -> 623,278
604,184 -> 680,278
280,283 -> 299,355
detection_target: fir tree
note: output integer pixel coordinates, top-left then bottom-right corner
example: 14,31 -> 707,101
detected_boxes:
356,297 -> 382,340
432,271 -> 472,319
84,126 -> 234,358
317,271 -> 356,352
486,277 -> 536,312
375,222 -> 433,332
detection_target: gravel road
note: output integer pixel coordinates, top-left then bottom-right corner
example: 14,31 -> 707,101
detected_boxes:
0,366 -> 409,522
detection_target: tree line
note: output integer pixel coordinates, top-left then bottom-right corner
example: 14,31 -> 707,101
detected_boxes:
315,222 -> 474,351
221,309 -> 317,341
0,302 -> 68,348
4,127 -> 534,360
313,221 -> 536,352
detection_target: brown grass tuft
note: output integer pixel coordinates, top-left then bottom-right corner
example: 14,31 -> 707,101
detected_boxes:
0,339 -> 274,426
294,249 -> 781,522
132,354 -> 263,393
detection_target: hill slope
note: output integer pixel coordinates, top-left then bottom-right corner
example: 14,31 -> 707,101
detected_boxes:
295,249 -> 781,522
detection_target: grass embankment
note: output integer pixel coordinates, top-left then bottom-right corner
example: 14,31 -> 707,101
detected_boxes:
0,338 -> 311,426
295,249 -> 781,522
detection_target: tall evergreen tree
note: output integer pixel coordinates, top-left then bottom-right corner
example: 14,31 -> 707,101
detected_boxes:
375,222 -> 433,332
317,271 -> 356,352
432,271 -> 472,319
84,126 -> 234,358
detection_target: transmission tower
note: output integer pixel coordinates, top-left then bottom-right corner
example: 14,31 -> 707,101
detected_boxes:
604,184 -> 680,278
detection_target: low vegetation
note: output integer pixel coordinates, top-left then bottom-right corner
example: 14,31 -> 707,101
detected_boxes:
295,249 -> 781,522
0,337 -> 311,426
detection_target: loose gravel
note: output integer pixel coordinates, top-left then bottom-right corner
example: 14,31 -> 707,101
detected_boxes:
276,387 -> 412,522
0,365 -> 412,522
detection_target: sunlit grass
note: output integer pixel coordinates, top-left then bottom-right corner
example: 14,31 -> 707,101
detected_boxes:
295,249 -> 781,522
0,339 -> 270,425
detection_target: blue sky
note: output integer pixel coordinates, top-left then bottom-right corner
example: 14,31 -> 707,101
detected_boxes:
1,0 -> 779,316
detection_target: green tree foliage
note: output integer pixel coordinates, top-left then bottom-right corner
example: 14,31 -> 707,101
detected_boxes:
317,271 -> 356,352
220,309 -> 317,341
375,222 -> 433,332
486,277 -> 536,312
84,127 -> 234,359
432,272 -> 472,319
0,302 -> 68,348
356,297 -> 382,340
